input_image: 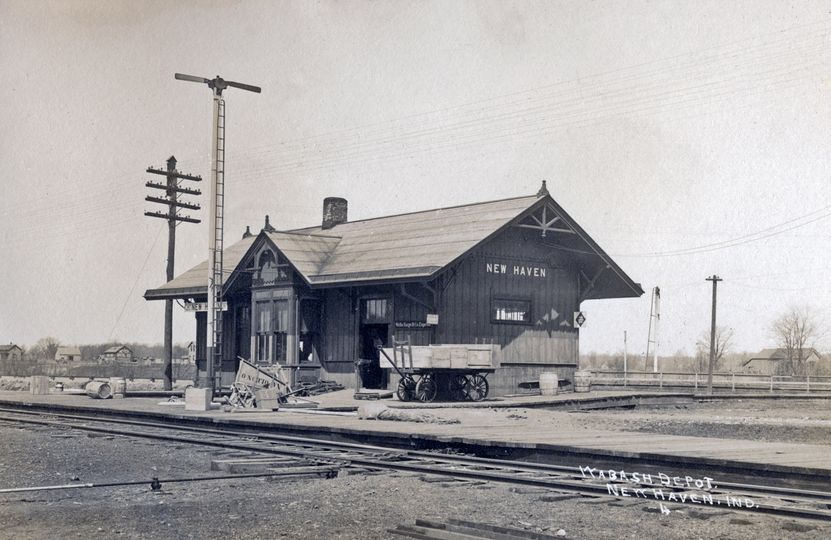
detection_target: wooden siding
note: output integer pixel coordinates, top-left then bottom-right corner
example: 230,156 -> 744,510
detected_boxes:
320,284 -> 437,374
321,289 -> 357,373
437,227 -> 580,365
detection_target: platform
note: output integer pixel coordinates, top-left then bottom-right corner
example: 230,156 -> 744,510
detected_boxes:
1,390 -> 828,485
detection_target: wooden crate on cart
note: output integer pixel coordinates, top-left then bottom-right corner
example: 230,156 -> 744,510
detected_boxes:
379,342 -> 498,403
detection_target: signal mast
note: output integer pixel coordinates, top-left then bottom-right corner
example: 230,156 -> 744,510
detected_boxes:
174,73 -> 261,392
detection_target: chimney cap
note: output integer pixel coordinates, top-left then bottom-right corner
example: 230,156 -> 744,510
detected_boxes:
242,225 -> 253,239
536,180 -> 549,197
262,215 -> 276,233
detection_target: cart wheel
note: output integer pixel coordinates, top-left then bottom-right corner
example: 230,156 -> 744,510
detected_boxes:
397,376 -> 417,402
415,374 -> 438,403
449,374 -> 470,401
468,374 -> 489,402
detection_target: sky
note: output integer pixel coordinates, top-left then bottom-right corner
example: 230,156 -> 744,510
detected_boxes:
1,0 -> 830,359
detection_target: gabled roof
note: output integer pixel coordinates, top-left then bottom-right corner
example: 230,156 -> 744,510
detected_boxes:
302,195 -> 542,285
144,235 -> 258,299
743,348 -> 822,366
104,345 -> 132,354
56,346 -> 81,356
145,190 -> 643,299
0,344 -> 21,352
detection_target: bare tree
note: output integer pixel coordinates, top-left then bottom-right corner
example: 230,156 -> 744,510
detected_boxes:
28,337 -> 60,361
695,326 -> 734,373
770,306 -> 821,376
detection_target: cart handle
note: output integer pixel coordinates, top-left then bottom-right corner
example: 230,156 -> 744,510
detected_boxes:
376,346 -> 407,379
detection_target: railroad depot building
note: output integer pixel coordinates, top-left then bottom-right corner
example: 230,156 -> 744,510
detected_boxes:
144,183 -> 642,396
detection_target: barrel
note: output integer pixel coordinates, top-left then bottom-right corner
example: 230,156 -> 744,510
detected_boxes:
539,372 -> 559,396
109,377 -> 126,398
574,370 -> 592,393
85,381 -> 112,399
30,375 -> 50,395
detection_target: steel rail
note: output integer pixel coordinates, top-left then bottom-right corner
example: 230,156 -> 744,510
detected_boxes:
1,409 -> 829,522
1,406 -> 828,503
0,467 -> 341,494
2,409 -> 830,507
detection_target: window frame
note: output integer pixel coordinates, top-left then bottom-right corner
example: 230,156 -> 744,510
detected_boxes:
253,298 -> 290,365
361,296 -> 391,324
490,296 -> 533,325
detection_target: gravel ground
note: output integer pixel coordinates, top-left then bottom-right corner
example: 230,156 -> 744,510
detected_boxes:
355,397 -> 831,445
0,422 -> 828,539
568,399 -> 831,445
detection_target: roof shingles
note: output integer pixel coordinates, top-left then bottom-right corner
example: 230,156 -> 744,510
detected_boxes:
145,193 -> 641,298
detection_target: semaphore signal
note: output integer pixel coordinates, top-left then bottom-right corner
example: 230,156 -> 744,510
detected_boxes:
174,73 -> 261,392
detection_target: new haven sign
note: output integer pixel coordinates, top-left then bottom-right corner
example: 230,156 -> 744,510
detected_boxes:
485,262 -> 547,278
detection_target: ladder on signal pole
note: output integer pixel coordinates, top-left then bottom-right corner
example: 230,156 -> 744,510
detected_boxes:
210,98 -> 226,388
174,72 -> 260,392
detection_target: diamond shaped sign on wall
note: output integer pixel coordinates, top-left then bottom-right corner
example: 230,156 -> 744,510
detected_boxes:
574,311 -> 587,327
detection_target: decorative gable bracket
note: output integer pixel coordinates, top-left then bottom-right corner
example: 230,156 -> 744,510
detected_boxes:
515,203 -> 576,237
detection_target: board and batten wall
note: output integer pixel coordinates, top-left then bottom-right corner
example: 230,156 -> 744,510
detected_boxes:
318,227 -> 582,394
436,228 -> 580,394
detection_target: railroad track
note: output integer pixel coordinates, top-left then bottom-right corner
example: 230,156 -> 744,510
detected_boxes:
0,406 -> 829,523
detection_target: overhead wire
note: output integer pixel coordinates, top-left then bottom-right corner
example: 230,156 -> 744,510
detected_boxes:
230,40 -> 829,183
238,20 -> 831,159
107,223 -> 165,342
231,25 -> 828,177
612,201 -> 831,258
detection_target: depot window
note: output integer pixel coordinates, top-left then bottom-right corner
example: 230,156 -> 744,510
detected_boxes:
362,298 -> 390,323
254,299 -> 289,365
492,298 -> 531,324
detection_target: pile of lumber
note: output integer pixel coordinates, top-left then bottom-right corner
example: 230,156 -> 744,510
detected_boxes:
294,380 -> 344,396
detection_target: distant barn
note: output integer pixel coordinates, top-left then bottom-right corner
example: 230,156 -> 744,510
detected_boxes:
55,346 -> 82,362
103,345 -> 134,362
743,348 -> 823,375
0,344 -> 23,362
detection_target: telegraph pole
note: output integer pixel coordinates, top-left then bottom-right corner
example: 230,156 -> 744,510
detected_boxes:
705,275 -> 723,395
145,156 -> 202,390
623,330 -> 628,378
645,286 -> 661,372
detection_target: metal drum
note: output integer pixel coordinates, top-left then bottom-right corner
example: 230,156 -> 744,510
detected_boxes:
85,381 -> 112,399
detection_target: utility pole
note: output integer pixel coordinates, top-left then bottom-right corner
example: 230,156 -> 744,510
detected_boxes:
174,73 -> 260,393
145,156 -> 202,390
623,330 -> 628,377
645,286 -> 661,372
705,275 -> 723,395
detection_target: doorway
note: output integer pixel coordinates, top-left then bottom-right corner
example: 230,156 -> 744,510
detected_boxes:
359,323 -> 388,389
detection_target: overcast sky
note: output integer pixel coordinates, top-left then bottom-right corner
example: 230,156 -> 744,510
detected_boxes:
1,0 -> 830,359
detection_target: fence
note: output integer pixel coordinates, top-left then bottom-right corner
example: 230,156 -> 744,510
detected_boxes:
588,370 -> 831,393
0,359 -> 196,382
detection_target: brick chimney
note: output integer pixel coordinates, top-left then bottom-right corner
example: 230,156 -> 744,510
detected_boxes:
322,197 -> 348,230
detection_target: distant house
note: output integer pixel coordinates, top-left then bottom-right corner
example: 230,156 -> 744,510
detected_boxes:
103,345 -> 134,362
55,346 -> 82,362
174,342 -> 196,364
0,344 -> 23,362
742,348 -> 822,375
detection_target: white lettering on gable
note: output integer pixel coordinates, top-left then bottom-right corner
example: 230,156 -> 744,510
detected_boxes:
486,263 -> 508,274
487,262 -> 546,278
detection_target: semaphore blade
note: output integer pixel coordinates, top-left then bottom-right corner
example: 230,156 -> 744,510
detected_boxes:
225,80 -> 262,93
175,73 -> 210,84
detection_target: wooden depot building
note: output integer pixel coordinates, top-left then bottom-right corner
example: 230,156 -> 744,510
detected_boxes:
144,182 -> 643,396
